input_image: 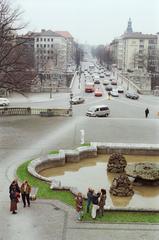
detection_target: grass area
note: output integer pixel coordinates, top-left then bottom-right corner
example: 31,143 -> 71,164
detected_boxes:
16,160 -> 75,206
83,211 -> 159,223
16,160 -> 159,223
48,150 -> 59,155
80,143 -> 91,147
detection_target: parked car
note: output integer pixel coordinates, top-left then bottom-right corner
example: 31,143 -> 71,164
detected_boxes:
125,91 -> 139,100
111,80 -> 117,85
70,96 -> 85,105
105,85 -> 112,91
117,86 -> 124,93
86,105 -> 110,117
94,89 -> 102,97
0,98 -> 10,106
103,79 -> 109,85
110,90 -> 119,97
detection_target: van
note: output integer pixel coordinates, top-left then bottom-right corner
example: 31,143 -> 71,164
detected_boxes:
0,98 -> 10,106
86,105 -> 110,117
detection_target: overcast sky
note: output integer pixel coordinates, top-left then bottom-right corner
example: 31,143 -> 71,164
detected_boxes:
13,0 -> 159,45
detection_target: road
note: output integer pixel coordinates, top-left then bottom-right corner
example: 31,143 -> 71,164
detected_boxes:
0,60 -> 159,240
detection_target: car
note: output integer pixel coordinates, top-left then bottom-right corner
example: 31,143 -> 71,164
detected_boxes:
111,80 -> 117,85
94,79 -> 100,84
94,89 -> 102,97
105,85 -> 112,91
109,78 -> 115,81
125,91 -> 139,100
86,105 -> 110,117
105,72 -> 111,76
103,79 -> 109,85
85,82 -> 94,93
70,96 -> 85,105
99,74 -> 105,78
117,86 -> 124,93
0,98 -> 10,106
110,90 -> 119,97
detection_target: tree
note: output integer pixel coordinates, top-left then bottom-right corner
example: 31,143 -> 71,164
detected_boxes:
0,0 -> 36,94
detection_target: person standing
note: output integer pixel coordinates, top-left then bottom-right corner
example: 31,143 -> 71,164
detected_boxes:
145,108 -> 149,118
86,188 -> 93,213
9,180 -> 20,214
75,192 -> 83,220
91,191 -> 100,219
98,189 -> 106,217
20,180 -> 31,207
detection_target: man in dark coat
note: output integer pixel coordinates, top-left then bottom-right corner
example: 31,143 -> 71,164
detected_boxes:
145,108 -> 149,118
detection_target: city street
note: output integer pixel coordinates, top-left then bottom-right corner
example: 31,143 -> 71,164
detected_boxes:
0,62 -> 159,240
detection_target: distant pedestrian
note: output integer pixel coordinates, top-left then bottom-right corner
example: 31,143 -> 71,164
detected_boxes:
75,192 -> 83,220
108,91 -> 111,100
9,180 -> 20,214
98,189 -> 106,217
86,188 -> 93,213
145,108 -> 149,118
20,180 -> 31,207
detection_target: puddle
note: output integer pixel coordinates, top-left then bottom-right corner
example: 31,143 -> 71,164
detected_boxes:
39,154 -> 159,210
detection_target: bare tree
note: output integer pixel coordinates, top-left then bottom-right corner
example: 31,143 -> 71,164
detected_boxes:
0,0 -> 36,94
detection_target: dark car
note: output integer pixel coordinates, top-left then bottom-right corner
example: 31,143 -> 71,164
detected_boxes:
125,91 -> 139,100
94,79 -> 100,84
105,85 -> 112,91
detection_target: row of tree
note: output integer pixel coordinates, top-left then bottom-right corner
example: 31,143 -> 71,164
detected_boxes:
0,0 -> 36,95
91,45 -> 113,69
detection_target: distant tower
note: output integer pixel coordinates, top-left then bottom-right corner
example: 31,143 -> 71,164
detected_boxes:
126,18 -> 133,33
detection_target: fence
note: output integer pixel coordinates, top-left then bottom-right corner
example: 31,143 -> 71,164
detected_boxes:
0,107 -> 71,117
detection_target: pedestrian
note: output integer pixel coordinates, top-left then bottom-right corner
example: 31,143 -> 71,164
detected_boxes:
75,192 -> 83,221
145,108 -> 149,118
91,191 -> 100,219
98,189 -> 106,217
9,180 -> 20,214
108,91 -> 111,100
86,188 -> 93,213
20,180 -> 31,207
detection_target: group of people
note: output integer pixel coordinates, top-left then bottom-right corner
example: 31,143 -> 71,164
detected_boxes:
9,179 -> 31,214
75,188 -> 106,220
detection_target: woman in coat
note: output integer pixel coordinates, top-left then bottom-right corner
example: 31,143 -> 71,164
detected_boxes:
75,192 -> 83,220
9,180 -> 20,214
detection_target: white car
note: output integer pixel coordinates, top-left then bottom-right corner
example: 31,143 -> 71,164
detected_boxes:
0,98 -> 10,106
117,86 -> 124,93
110,90 -> 119,97
105,72 -> 111,76
70,96 -> 85,105
103,79 -> 109,85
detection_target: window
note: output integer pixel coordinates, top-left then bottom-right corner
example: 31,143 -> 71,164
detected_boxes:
44,38 -> 46,41
48,50 -> 50,54
51,44 -> 53,48
48,38 -> 50,42
36,38 -> 39,42
51,38 -> 53,42
36,44 -> 39,48
44,44 -> 46,48
40,38 -> 42,41
47,44 -> 50,47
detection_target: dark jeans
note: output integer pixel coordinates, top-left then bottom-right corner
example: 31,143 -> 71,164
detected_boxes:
22,193 -> 30,207
86,200 -> 91,213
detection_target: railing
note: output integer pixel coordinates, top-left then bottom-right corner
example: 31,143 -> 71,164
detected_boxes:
0,107 -> 71,117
